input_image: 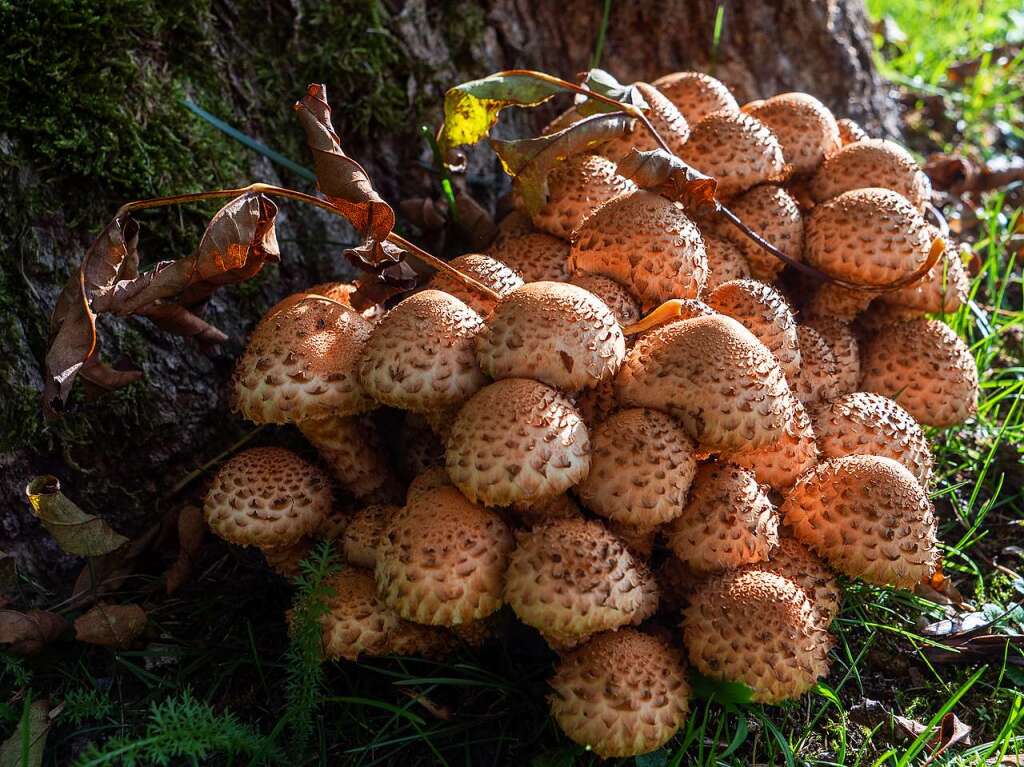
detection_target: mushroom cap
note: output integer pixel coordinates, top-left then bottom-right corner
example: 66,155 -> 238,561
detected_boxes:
701,232 -> 752,291
204,447 -> 330,550
569,190 -> 708,310
878,235 -> 969,315
804,316 -> 860,395
810,139 -> 932,210
511,492 -> 585,528
656,556 -> 708,612
299,414 -> 401,504
652,71 -> 740,124
748,537 -> 841,628
495,208 -> 536,244
395,412 -> 446,481
342,504 -> 400,569
714,184 -> 803,281
781,455 -> 938,587
726,396 -> 819,492
531,154 -> 637,240
615,314 -> 795,451
707,279 -> 801,379
376,485 -> 513,625
744,93 -> 841,176
859,318 -> 979,427
488,232 -> 570,283
267,282 -> 381,323
549,629 -> 691,758
665,461 -> 779,573
791,325 -> 841,406
597,82 -> 690,163
445,378 -> 591,507
836,118 -> 868,145
232,295 -> 375,424
572,377 -> 620,430
475,282 -> 626,390
427,253 -> 524,316
577,408 -> 698,527
803,188 -> 934,286
812,391 -> 933,486
804,282 -> 874,323
678,111 -> 787,198
264,538 -> 314,577
406,466 -> 452,504
607,520 -> 660,559
683,568 -> 832,703
359,290 -> 487,413
503,518 -> 650,648
567,274 -> 642,326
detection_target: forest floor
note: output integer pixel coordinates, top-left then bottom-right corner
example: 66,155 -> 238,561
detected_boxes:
2,0 -> 1024,765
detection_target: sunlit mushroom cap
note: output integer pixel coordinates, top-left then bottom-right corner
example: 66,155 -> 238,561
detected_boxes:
726,396 -> 819,492
707,279 -> 801,379
713,184 -> 803,282
567,274 -> 642,326
810,139 -> 932,210
426,253 -> 524,316
804,316 -> 860,396
748,536 -> 841,628
204,447 -> 330,550
781,454 -> 938,587
791,325 -> 841,406
597,82 -> 690,163
531,154 -> 637,240
232,295 -> 374,424
678,111 -> 787,198
445,378 -> 591,507
376,485 -> 513,626
652,71 -> 740,124
701,232 -> 752,291
549,629 -> 691,758
488,232 -> 570,283
836,118 -> 868,145
744,93 -> 841,176
878,234 -> 969,315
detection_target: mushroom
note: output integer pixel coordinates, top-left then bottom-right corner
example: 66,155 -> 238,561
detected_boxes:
475,282 -> 626,391
606,520 -> 660,559
652,71 -> 740,124
790,324 -> 841,406
810,139 -> 932,211
683,568 -> 832,703
804,316 -> 860,395
298,414 -> 402,504
359,289 -> 488,413
701,232 -> 752,291
859,318 -> 979,427
567,274 -> 642,327
748,536 -> 841,628
548,629 -> 691,758
711,184 -> 803,282
493,209 -> 536,245
395,412 -> 446,481
781,455 -> 938,587
665,461 -> 779,573
812,391 -> 933,486
677,111 -> 787,198
503,518 -> 653,648
615,314 -> 795,451
877,233 -> 969,316
569,189 -> 708,310
706,278 -> 802,379
426,253 -> 524,316
530,154 -> 637,240
726,396 -> 819,492
405,466 -> 452,504
445,378 -> 591,507
836,118 -> 868,145
596,82 -> 690,163
576,408 -> 698,527
744,93 -> 841,176
376,485 -> 513,625
487,232 -> 570,283
204,447 -> 331,551
267,281 -> 381,323
264,538 -> 314,577
341,504 -> 400,569
572,377 -> 620,430
511,493 -> 585,528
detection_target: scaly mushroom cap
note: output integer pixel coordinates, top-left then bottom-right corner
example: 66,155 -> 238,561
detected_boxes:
726,396 -> 819,492
812,391 -> 933,486
878,235 -> 969,315
573,377 -> 620,430
376,485 -> 513,625
836,118 -> 868,145
653,71 -> 740,124
267,282 -> 381,323
488,232 -> 571,283
804,188 -> 934,286
791,325 -> 841,406
341,504 -> 399,569
804,282 -> 874,323
503,518 -> 650,648
748,537 -> 841,628
299,414 -> 401,504
701,232 -> 752,291
445,378 -> 591,506
395,412 -> 446,481
615,314 -> 795,451
714,184 -> 803,281
683,569 -> 832,703
511,493 -> 585,528
531,154 -> 637,240
568,274 -> 642,326
569,190 -> 708,310
656,556 -> 707,612
781,455 -> 938,587
597,82 -> 690,163
494,209 -> 536,245
427,254 -> 524,317
264,538 -> 314,577
232,295 -> 374,424
805,316 -> 860,395
859,318 -> 979,427
204,447 -> 330,550
577,408 -> 698,527
475,282 -> 626,390
607,520 -> 659,559
707,279 -> 801,379
665,462 -> 779,573
549,629 -> 691,758
810,139 -> 932,210
406,466 -> 452,504
678,111 -> 787,198
744,93 -> 841,176
359,290 -> 487,413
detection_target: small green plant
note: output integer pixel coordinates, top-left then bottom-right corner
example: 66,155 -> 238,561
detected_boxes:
62,687 -> 116,727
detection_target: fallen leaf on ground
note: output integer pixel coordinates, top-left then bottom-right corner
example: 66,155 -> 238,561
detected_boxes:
850,699 -> 972,761
24,476 -> 128,557
0,610 -> 68,656
925,154 -> 1024,197
0,698 -> 50,767
616,148 -> 720,216
74,602 -> 147,648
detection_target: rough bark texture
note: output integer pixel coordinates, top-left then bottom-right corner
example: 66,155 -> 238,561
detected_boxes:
1,0 -> 898,584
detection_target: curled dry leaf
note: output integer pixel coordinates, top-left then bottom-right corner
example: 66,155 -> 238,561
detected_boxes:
0,698 -> 51,767
165,505 -> 206,595
617,148 -> 720,216
924,153 -> 1024,197
399,191 -> 496,252
74,602 -> 147,648
850,699 -> 972,759
25,476 -> 128,557
0,609 -> 68,656
573,68 -> 649,116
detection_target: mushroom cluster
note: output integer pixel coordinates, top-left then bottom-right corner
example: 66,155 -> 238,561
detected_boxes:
201,70 -> 979,757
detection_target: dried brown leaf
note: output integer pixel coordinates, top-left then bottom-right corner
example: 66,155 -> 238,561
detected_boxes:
25,476 -> 128,557
925,153 -> 1024,197
0,610 -> 68,656
74,602 -> 147,648
0,698 -> 50,767
617,148 -> 720,215
851,699 -> 972,760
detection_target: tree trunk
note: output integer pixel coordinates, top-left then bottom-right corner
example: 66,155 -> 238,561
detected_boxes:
1,0 -> 898,583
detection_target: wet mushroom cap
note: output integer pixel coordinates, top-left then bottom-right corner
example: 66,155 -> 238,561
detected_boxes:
204,447 -> 330,550
707,278 -> 801,379
426,253 -> 524,316
652,71 -> 740,124
531,154 -> 637,240
678,110 -> 787,198
744,92 -> 841,176
781,454 -> 938,587
713,184 -> 803,282
475,281 -> 626,391
810,139 -> 932,211
747,537 -> 842,628
549,629 -> 691,758
567,274 -> 642,326
488,232 -> 571,283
